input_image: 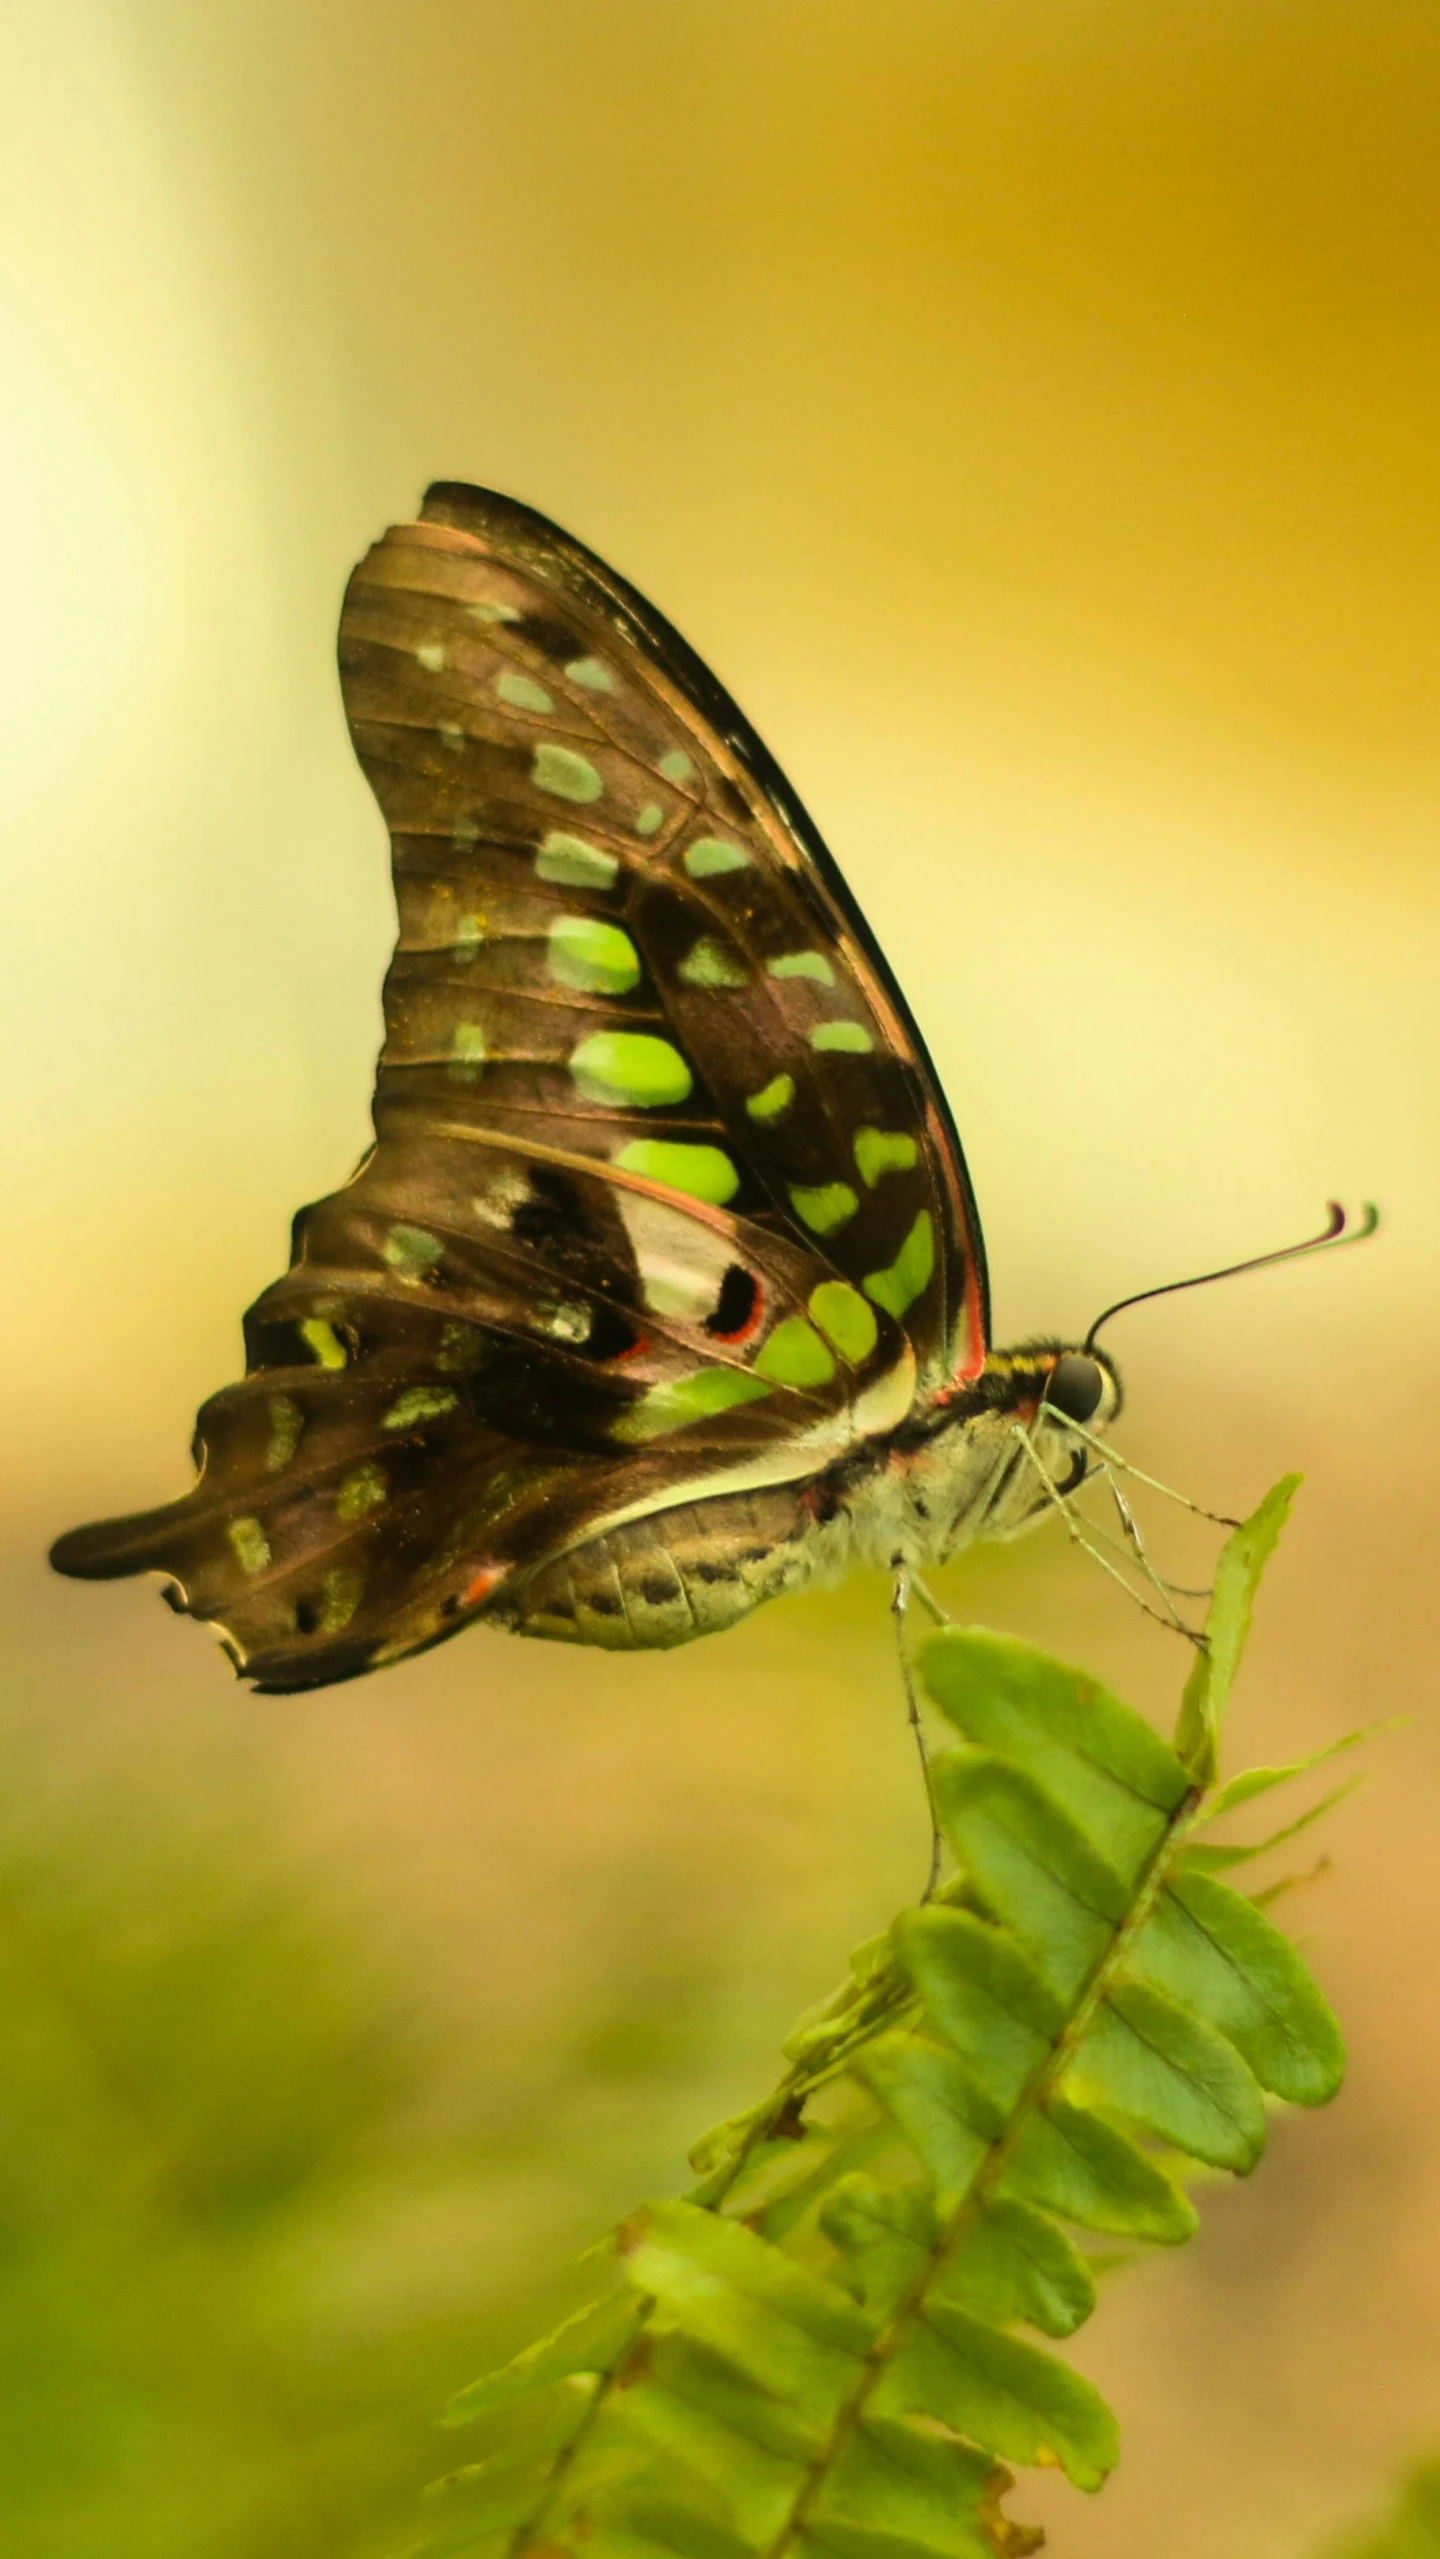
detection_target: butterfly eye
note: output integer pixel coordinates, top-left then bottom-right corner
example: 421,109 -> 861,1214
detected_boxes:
1045,1354 -> 1106,1424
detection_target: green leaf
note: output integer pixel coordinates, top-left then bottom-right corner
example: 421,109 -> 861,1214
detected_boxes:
620,2201 -> 870,2418
931,2198 -> 1096,2339
881,2302 -> 1118,2491
808,2413 -> 1002,2559
421,2443 -> 570,2538
822,2176 -> 939,2314
1200,1727 -> 1370,1819
444,2287 -> 639,2422
630,2202 -> 875,2354
1124,1868 -> 1345,2105
1067,1979 -> 1266,2172
413,2497 -> 531,2559
649,2331 -> 832,2464
918,1628 -> 1188,1882
1175,1475 -> 1299,1782
929,1750 -> 1127,2001
1182,1778 -> 1361,1874
857,2033 -> 995,2203
749,2122 -> 898,2249
690,2103 -> 777,2177
896,1907 -> 1061,2111
598,2368 -> 808,2552
435,2372 -> 600,2469
1002,2095 -> 1196,2243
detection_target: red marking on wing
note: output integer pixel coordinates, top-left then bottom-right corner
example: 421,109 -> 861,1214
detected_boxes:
463,1562 -> 510,1609
953,1243 -> 987,1384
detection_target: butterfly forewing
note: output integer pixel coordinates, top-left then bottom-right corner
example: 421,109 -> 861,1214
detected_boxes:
50,485 -> 989,1688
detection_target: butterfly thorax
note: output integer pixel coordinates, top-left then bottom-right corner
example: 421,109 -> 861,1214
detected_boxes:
490,1344 -> 1119,1651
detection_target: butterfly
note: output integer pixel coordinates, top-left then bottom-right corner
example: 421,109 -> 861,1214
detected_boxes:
50,482 -> 1124,1692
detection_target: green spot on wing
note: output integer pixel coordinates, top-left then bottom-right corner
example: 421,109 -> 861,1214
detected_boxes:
812,1020 -> 874,1054
612,1140 -> 739,1205
449,1022 -> 487,1081
614,1367 -> 771,1442
678,935 -> 749,989
570,1031 -> 693,1108
746,1073 -> 795,1123
466,599 -> 520,624
226,1517 -> 270,1577
658,748 -> 696,785
532,743 -> 603,804
319,1565 -> 364,1632
564,656 -> 614,691
768,950 -> 836,986
855,1125 -> 919,1185
684,835 -> 750,878
535,830 -> 618,889
452,913 -> 484,961
299,1317 -> 347,1370
754,1318 -> 837,1389
336,1462 -> 388,1522
382,1386 -> 459,1431
634,801 -> 664,836
547,915 -> 642,995
789,1181 -> 859,1236
382,1224 -> 445,1279
436,1321 -> 488,1376
808,1281 -> 879,1364
864,1210 -> 935,1317
264,1394 -> 304,1473
496,669 -> 554,713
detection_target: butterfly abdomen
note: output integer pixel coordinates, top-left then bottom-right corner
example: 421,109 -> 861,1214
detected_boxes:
485,1414 -> 1012,1650
491,1483 -> 823,1648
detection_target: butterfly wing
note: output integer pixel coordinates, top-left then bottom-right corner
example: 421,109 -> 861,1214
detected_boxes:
51,483 -> 989,1689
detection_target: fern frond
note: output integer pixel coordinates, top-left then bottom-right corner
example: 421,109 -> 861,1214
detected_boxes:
423,1476 -> 1349,2559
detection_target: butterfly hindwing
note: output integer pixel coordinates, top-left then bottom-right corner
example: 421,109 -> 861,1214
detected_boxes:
50,485 -> 990,1687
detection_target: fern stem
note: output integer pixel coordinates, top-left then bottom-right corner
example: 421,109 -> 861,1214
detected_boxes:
758,1780 -> 1207,2559
506,1915 -> 938,2558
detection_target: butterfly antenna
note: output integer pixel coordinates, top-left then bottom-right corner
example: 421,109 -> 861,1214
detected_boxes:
1084,1200 -> 1380,1353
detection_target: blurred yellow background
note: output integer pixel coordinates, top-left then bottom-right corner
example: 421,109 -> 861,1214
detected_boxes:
4,4 -> 1438,2554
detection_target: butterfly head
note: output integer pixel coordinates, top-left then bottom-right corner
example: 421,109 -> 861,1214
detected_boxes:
979,1341 -> 1121,1429
888,1339 -> 1121,1566
959,1339 -> 1123,1540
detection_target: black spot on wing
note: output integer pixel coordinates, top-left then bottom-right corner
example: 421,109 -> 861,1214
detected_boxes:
576,1304 -> 646,1363
511,610 -> 585,661
705,1265 -> 759,1338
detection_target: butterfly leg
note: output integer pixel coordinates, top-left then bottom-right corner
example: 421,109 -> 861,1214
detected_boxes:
1047,1416 -> 1241,1529
892,1571 -> 944,1904
1101,1470 -> 1213,1601
1011,1425 -> 1205,1646
909,1571 -> 953,1627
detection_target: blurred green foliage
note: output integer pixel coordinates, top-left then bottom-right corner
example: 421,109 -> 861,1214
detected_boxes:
0,1663 -> 747,2559
1325,2465 -> 1440,2559
0,1714 -> 436,2556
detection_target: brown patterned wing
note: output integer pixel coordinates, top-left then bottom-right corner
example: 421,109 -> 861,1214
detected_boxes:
50,484 -> 988,1690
